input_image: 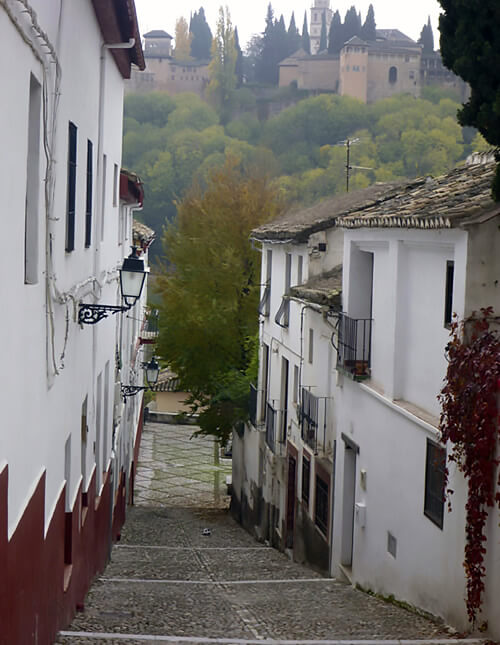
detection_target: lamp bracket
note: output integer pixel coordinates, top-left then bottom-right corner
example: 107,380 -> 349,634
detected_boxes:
78,303 -> 131,325
121,384 -> 148,402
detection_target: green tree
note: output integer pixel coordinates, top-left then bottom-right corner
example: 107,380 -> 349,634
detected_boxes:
343,5 -> 362,42
190,7 -> 213,59
234,27 -> 244,86
156,158 -> 283,442
418,16 -> 434,53
206,7 -> 238,124
287,12 -> 301,56
174,17 -> 192,59
439,0 -> 500,198
319,12 -> 328,52
328,10 -> 343,54
361,4 -> 376,41
301,11 -> 311,55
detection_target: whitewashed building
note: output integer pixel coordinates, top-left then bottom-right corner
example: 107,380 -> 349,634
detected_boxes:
0,1 -> 146,642
232,184 -> 399,572
332,160 -> 500,634
233,160 -> 500,636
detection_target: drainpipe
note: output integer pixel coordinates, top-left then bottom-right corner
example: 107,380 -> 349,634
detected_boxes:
95,38 -> 135,561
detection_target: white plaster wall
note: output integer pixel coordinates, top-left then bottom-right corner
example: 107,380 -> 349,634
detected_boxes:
332,378 -> 469,629
343,229 -> 468,412
0,0 -> 136,536
464,216 -> 500,316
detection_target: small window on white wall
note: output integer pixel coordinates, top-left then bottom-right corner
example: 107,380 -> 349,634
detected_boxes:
25,73 -> 41,284
113,163 -> 119,207
308,328 -> 314,364
297,255 -> 303,285
444,261 -> 454,327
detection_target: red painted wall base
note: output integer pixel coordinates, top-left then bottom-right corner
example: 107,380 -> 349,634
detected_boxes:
0,422 -> 141,644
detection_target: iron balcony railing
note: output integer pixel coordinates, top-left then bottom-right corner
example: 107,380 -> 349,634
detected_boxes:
265,402 -> 286,454
300,388 -> 329,454
337,313 -> 372,380
249,383 -> 258,427
301,388 -> 319,451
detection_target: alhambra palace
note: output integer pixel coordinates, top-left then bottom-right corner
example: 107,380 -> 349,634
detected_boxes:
127,0 -> 468,105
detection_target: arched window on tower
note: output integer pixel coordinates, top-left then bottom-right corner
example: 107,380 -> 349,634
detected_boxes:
389,66 -> 398,84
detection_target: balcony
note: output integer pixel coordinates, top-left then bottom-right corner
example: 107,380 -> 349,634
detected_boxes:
337,313 -> 372,380
300,388 -> 329,454
265,402 -> 286,454
301,388 -> 319,451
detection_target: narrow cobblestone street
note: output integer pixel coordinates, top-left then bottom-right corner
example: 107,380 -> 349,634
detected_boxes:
56,422 -> 474,645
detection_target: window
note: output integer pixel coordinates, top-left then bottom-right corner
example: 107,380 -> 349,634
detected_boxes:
25,73 -> 41,283
424,439 -> 446,529
101,154 -> 107,241
259,250 -> 272,316
302,455 -> 310,504
444,261 -> 454,327
315,474 -> 329,535
85,140 -> 93,248
113,163 -> 119,207
388,66 -> 398,84
308,328 -> 314,364
66,122 -> 77,252
261,344 -> 270,420
293,364 -> 299,404
297,255 -> 303,285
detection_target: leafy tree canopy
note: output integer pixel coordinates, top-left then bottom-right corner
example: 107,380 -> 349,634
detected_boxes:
155,157 -> 283,442
439,0 -> 500,199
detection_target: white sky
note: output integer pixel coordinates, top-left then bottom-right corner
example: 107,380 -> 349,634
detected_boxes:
133,0 -> 443,50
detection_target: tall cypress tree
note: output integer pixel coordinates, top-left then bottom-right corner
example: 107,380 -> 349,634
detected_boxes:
418,16 -> 434,54
257,3 -> 280,84
328,10 -> 343,54
344,5 -> 361,42
319,11 -> 328,52
302,11 -> 311,54
361,4 -> 376,41
287,12 -> 301,55
234,26 -> 244,86
190,7 -> 213,60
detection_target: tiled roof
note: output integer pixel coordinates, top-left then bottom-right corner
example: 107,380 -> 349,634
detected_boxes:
251,182 -> 404,242
339,162 -> 499,229
290,265 -> 342,307
144,30 -> 172,38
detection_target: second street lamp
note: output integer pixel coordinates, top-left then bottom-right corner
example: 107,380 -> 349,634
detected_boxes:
121,357 -> 160,402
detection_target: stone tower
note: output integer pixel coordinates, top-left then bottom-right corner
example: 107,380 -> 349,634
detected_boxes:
310,0 -> 333,55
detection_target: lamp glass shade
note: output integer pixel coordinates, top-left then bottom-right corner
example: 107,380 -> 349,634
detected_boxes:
119,247 -> 149,306
145,358 -> 160,386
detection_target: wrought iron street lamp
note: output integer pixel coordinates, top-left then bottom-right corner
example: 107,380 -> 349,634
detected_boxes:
121,357 -> 160,402
78,247 -> 149,325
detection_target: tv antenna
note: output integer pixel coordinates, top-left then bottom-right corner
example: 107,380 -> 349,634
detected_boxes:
337,138 -> 372,192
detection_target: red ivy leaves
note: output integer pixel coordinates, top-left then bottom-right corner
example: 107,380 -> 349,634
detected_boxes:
439,308 -> 500,624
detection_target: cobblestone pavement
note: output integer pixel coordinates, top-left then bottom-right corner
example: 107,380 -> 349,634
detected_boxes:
57,423 -> 473,645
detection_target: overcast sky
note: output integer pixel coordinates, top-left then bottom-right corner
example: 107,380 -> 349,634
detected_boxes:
134,0 -> 443,50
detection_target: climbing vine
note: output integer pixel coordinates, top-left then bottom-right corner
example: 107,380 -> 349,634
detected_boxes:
439,307 -> 500,624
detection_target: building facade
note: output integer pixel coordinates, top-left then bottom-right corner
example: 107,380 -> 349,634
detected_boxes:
279,29 -> 466,104
0,1 -> 148,642
310,0 -> 333,55
126,30 -> 210,97
233,160 -> 500,635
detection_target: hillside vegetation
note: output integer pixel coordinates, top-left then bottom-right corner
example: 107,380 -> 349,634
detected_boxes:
123,89 -> 487,259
